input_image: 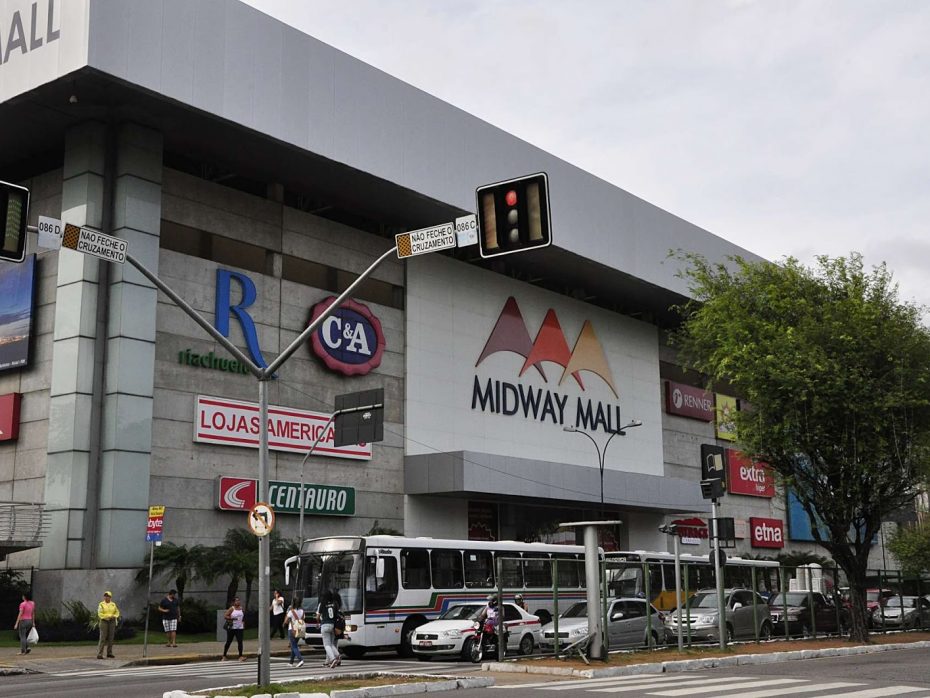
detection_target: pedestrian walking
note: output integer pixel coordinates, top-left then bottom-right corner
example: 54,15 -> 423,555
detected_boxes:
96,591 -> 120,659
13,591 -> 36,655
317,589 -> 341,668
221,597 -> 246,661
286,598 -> 305,668
158,589 -> 181,647
270,589 -> 286,639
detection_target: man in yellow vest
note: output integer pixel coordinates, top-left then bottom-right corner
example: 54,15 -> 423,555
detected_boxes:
96,591 -> 121,659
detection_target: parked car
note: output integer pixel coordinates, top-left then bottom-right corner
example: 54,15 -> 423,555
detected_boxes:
410,602 -> 541,660
540,598 -> 667,651
665,588 -> 773,642
873,595 -> 930,630
768,591 -> 848,636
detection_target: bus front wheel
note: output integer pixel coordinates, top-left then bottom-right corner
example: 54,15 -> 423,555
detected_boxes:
398,617 -> 427,658
343,646 -> 366,660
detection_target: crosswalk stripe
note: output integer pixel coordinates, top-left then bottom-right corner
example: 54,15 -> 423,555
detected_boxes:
542,675 -> 706,690
648,678 -> 808,696
813,688 -> 928,698
703,682 -> 865,698
591,677 -> 773,695
495,675 -> 666,689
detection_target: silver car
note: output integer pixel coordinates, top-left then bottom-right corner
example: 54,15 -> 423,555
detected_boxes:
540,598 -> 667,650
873,595 -> 930,630
666,588 -> 773,642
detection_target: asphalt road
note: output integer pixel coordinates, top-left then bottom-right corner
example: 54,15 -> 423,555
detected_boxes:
0,654 -> 483,698
451,647 -> 930,697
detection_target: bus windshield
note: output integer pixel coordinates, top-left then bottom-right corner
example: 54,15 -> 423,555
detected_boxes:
298,550 -> 364,614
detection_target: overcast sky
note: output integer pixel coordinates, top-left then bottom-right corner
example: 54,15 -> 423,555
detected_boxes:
244,0 -> 930,307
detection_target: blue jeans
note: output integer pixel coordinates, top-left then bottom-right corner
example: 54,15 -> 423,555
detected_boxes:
321,623 -> 339,663
289,630 -> 304,663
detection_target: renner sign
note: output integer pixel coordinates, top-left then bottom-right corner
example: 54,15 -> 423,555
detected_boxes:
726,449 -> 775,497
665,381 -> 714,421
750,517 -> 785,548
194,395 -> 371,460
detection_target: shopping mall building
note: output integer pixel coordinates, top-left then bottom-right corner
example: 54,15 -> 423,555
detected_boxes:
0,0 -> 893,608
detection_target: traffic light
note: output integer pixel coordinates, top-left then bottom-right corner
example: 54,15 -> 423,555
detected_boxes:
475,172 -> 551,259
1,180 -> 29,263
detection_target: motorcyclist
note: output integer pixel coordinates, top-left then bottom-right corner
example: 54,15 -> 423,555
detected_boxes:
477,594 -> 500,641
514,594 -> 527,612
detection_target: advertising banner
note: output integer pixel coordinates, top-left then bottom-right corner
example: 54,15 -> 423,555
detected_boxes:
217,476 -> 355,517
749,517 -> 785,548
665,381 -> 714,421
726,449 -> 775,497
0,393 -> 22,442
672,517 -> 708,545
145,505 -> 165,542
0,255 -> 35,373
194,395 -> 371,460
715,393 -> 739,441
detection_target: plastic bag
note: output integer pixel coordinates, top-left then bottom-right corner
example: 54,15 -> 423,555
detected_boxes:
27,626 -> 39,645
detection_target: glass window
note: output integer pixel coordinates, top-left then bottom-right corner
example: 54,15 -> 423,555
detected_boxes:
554,556 -> 580,589
523,558 -> 552,588
401,548 -> 431,589
503,604 -> 520,621
622,600 -> 646,618
430,550 -> 464,589
364,555 -> 399,610
464,551 -> 495,588
647,564 -> 664,594
498,554 -> 523,588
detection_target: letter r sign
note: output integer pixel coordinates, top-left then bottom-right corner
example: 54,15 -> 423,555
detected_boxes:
215,269 -> 267,369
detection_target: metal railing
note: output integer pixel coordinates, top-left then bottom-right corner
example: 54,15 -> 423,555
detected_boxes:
0,502 -> 50,557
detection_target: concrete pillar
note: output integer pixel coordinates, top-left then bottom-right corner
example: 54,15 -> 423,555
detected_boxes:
41,122 -> 107,569
95,123 -> 162,567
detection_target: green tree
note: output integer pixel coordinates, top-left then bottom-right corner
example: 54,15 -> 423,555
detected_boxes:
888,523 -> 930,575
202,529 -> 295,609
673,252 -> 930,642
135,542 -> 209,602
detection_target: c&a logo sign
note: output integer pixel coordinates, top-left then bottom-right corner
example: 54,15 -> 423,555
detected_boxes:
472,296 -> 626,434
309,297 -> 385,376
477,296 -> 617,396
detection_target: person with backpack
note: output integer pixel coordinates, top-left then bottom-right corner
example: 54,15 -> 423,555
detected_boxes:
286,598 -> 305,668
316,589 -> 341,668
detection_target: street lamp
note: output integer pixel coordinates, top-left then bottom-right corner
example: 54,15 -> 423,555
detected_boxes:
658,523 -> 684,652
563,420 -> 642,519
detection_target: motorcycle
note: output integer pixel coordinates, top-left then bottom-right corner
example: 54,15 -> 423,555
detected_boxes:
469,620 -> 509,663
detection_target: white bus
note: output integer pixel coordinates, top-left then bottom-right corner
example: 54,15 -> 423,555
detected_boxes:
284,535 -> 592,657
605,550 -> 780,611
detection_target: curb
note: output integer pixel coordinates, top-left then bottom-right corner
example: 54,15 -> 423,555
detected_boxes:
163,672 -> 495,698
482,640 -> 930,678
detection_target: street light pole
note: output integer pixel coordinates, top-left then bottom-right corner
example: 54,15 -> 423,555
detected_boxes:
564,421 -> 642,519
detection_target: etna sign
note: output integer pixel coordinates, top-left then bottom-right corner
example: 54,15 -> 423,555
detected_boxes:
309,297 -> 385,376
665,381 -> 714,421
726,449 -> 775,498
750,517 -> 785,548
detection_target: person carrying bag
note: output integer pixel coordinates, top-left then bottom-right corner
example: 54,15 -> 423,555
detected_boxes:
286,598 -> 305,668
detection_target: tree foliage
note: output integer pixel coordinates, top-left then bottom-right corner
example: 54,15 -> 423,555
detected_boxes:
673,252 -> 930,641
134,542 -> 210,602
888,524 -> 930,576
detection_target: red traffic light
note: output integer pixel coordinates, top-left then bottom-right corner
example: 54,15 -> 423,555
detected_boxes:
505,190 -> 518,207
475,173 -> 551,259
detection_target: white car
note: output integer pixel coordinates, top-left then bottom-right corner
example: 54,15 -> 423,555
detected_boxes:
411,602 -> 542,660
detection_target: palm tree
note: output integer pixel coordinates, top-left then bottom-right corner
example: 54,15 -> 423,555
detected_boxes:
135,542 -> 209,602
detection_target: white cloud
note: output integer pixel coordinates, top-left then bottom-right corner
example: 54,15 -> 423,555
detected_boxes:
244,0 -> 930,306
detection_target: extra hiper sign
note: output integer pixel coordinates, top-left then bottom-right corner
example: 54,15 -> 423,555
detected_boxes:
217,476 -> 355,516
194,395 -> 372,460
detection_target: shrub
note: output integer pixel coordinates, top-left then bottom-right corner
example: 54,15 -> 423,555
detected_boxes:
0,571 -> 29,626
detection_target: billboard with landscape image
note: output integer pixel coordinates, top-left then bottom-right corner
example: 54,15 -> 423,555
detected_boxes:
0,255 -> 36,372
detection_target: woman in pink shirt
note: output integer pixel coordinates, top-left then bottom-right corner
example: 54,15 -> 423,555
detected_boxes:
13,592 -> 36,655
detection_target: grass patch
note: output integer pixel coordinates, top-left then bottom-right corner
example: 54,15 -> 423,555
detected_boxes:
196,674 -> 445,697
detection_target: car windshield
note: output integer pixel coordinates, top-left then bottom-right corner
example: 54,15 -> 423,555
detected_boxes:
439,604 -> 483,620
686,592 -> 719,609
561,602 -> 588,618
884,597 -> 914,608
770,593 -> 809,606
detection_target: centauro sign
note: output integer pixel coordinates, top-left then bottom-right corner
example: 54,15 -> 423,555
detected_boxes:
217,476 -> 355,516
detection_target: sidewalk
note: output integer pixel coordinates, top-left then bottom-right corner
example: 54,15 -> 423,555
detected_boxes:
0,636 -> 305,674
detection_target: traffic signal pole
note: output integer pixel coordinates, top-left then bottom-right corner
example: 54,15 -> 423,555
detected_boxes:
712,498 -> 727,650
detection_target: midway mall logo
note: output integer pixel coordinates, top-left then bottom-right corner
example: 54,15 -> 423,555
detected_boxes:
471,297 -> 624,433
0,0 -> 60,68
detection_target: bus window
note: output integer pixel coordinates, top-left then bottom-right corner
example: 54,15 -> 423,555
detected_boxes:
401,548 -> 431,589
498,555 -> 523,588
523,558 -> 552,588
430,550 -> 464,589
464,550 -> 494,588
648,564 -> 664,595
554,556 -> 580,589
365,555 -> 399,610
